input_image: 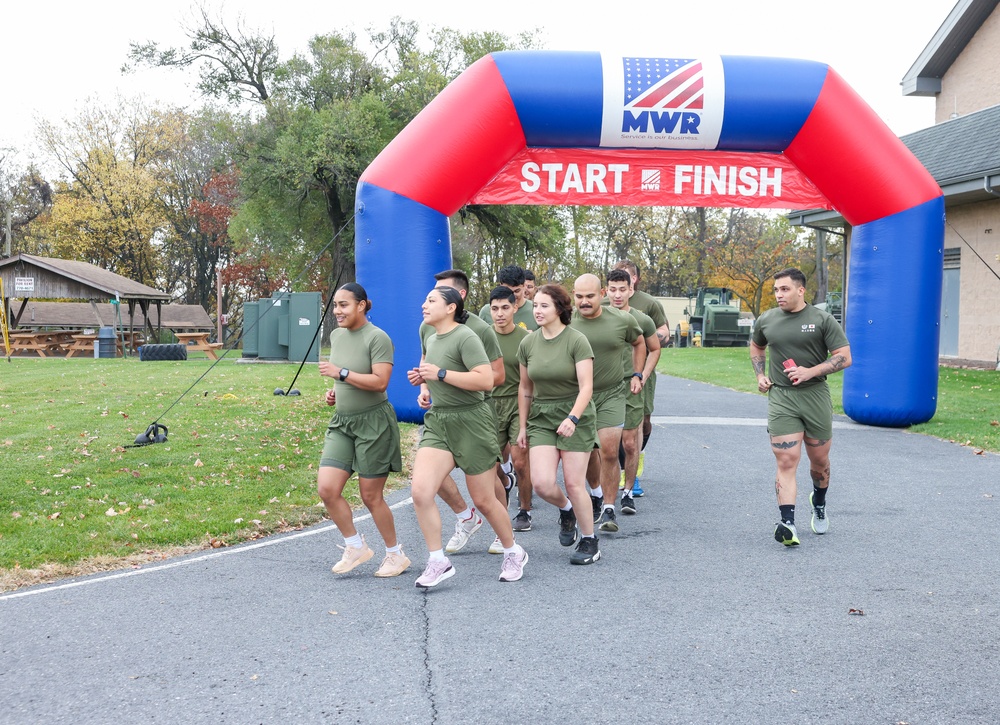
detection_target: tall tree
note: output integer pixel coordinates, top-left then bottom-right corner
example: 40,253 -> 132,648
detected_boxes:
33,99 -> 176,285
0,149 -> 53,255
704,210 -> 798,317
124,4 -> 279,103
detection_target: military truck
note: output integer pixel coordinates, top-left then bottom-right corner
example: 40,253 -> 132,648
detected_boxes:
673,287 -> 753,347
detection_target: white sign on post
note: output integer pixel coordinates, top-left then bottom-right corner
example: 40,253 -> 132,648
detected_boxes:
15,277 -> 35,292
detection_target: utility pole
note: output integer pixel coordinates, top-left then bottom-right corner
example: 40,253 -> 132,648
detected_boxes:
4,209 -> 10,258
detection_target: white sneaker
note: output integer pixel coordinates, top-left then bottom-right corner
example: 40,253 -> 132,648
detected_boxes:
488,536 -> 503,554
498,547 -> 529,582
445,509 -> 483,553
414,557 -> 455,588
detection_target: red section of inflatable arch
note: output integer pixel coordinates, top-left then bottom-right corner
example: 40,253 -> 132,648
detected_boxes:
784,68 -> 941,227
361,56 -> 526,216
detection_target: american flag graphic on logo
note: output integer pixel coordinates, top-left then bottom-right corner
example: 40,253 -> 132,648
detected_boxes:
624,58 -> 704,110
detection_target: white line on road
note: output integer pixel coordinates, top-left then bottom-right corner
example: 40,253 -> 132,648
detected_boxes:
652,416 -> 865,429
0,498 -> 415,602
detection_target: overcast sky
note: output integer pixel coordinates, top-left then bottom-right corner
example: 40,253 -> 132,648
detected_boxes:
4,0 -> 956,161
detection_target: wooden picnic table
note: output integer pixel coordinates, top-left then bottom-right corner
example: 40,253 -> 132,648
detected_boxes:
9,330 -> 76,358
174,331 -> 222,360
63,334 -> 97,358
63,331 -> 142,358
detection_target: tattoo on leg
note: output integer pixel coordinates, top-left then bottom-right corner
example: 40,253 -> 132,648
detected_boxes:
771,440 -> 798,449
810,466 -> 830,486
774,477 -> 782,494
805,438 -> 830,448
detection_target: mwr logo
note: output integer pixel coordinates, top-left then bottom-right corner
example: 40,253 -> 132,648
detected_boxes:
641,169 -> 661,191
622,58 -> 703,136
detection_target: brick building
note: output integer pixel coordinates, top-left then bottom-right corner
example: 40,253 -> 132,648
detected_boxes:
793,0 -> 1000,365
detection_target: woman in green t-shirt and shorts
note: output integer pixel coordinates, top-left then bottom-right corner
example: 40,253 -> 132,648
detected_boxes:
318,283 -> 409,578
406,286 -> 528,588
516,284 -> 601,565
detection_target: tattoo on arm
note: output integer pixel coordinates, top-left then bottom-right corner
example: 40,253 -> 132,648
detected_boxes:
826,354 -> 847,374
657,331 -> 669,347
751,354 -> 766,376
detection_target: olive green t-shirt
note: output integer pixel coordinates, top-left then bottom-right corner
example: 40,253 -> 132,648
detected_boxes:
423,324 -> 490,408
329,323 -> 393,414
517,326 -> 594,401
421,313 -> 501,361
479,299 -> 538,331
570,307 -> 642,392
494,325 -> 531,398
625,307 -> 656,377
751,304 -> 849,388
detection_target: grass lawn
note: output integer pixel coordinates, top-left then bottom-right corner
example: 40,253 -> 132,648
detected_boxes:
0,353 -> 416,590
660,347 -> 1000,453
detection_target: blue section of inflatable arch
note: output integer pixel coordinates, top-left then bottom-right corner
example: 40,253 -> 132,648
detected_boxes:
491,51 -> 604,147
717,56 -> 828,151
842,196 -> 945,426
356,50 -> 944,426
354,182 -> 452,415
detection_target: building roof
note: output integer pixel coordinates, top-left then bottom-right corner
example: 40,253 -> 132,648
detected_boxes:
900,103 -> 1000,201
902,0 -> 1000,97
15,302 -> 213,330
788,102 -> 1000,228
0,254 -> 170,302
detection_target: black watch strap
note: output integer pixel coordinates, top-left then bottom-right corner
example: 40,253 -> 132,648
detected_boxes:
339,369 -> 349,381
567,414 -> 580,424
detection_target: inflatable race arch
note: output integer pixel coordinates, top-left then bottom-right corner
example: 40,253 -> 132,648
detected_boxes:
355,51 -> 944,426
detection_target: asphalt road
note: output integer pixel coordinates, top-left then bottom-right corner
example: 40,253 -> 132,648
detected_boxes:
2,375 -> 998,724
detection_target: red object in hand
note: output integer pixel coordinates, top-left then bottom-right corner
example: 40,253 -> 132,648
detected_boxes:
782,359 -> 796,370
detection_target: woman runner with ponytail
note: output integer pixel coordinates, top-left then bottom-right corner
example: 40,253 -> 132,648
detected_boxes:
317,283 -> 409,578
407,286 -> 529,587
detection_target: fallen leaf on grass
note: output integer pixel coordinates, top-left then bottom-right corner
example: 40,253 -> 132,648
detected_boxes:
106,508 -> 118,517
210,538 -> 225,548
48,512 -> 61,520
990,420 -> 999,427
194,459 -> 204,467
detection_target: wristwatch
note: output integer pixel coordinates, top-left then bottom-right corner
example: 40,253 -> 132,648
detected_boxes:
339,369 -> 350,381
632,372 -> 643,380
566,414 -> 580,425
437,369 -> 447,381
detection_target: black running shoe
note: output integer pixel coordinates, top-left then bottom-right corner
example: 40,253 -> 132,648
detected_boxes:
590,494 -> 603,523
621,494 -> 636,515
570,535 -> 601,565
512,509 -> 532,532
558,509 -> 578,547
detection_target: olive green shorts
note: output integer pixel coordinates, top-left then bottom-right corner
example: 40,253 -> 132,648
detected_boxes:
643,371 -> 657,417
493,395 -> 519,449
624,383 -> 644,430
767,383 -> 834,440
320,399 -> 402,477
592,382 -> 626,430
526,397 -> 598,452
420,400 -> 501,476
